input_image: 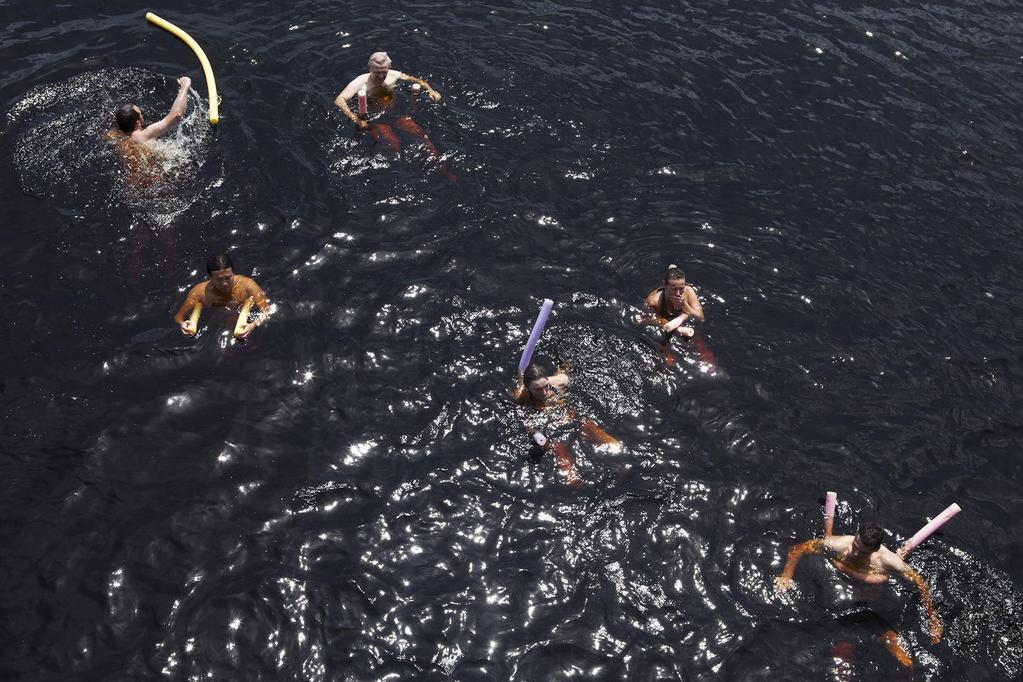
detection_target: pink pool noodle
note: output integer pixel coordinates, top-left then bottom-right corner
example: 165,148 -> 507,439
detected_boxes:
358,89 -> 368,117
824,491 -> 837,519
518,299 -> 554,374
901,503 -> 961,556
532,432 -> 547,447
824,491 -> 837,535
412,83 -> 421,95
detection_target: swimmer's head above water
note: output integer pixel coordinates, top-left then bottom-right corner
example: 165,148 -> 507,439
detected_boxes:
115,103 -> 144,133
852,522 -> 884,557
207,253 -> 235,293
664,264 -> 687,307
368,51 -> 391,84
523,362 -> 556,403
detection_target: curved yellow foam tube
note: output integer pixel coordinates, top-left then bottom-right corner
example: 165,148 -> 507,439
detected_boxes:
185,302 -> 202,336
145,12 -> 220,124
233,298 -> 253,338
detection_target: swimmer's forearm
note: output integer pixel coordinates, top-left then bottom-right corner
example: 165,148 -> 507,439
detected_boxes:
779,539 -> 823,580
170,83 -> 190,118
905,569 -> 943,641
335,96 -> 359,122
664,315 -> 689,332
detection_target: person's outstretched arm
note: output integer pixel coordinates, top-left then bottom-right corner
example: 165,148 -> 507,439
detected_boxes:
136,77 -> 191,142
899,564 -> 943,643
334,75 -> 369,128
775,538 -> 824,592
398,73 -> 441,101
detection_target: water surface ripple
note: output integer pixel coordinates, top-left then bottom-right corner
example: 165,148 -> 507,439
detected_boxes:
2,1 -> 1023,679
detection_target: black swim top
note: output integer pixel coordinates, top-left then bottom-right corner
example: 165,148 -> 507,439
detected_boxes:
657,287 -> 678,319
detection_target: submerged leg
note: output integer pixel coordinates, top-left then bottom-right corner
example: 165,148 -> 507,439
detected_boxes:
396,116 -> 458,182
694,331 -> 718,367
830,641 -> 855,682
581,418 -> 619,448
550,441 -> 582,487
369,123 -> 401,152
880,629 -> 913,668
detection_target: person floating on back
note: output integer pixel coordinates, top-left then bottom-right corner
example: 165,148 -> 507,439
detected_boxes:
775,520 -> 943,668
334,52 -> 455,180
173,253 -> 271,339
108,76 -> 192,185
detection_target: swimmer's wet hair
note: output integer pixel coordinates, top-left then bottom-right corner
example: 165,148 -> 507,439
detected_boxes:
369,51 -> 391,68
664,264 -> 686,284
856,522 -> 884,551
115,103 -> 139,133
206,253 -> 235,274
523,362 -> 551,387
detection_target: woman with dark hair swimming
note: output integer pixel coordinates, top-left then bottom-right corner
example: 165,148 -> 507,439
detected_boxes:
640,264 -> 716,367
511,361 -> 619,486
642,264 -> 705,337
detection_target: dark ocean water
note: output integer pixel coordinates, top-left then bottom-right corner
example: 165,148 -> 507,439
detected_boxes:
2,0 -> 1023,679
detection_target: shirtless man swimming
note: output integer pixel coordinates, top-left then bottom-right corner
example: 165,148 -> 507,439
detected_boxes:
334,51 -> 440,130
775,521 -> 942,666
109,76 -> 191,185
334,52 -> 454,179
173,253 -> 271,338
642,264 -> 705,338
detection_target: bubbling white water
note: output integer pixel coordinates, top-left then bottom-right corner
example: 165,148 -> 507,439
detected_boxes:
7,67 -> 213,227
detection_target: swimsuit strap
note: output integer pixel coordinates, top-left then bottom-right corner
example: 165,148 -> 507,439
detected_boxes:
657,287 -> 675,319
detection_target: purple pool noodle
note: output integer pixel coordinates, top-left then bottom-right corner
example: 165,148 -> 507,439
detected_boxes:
518,299 -> 554,374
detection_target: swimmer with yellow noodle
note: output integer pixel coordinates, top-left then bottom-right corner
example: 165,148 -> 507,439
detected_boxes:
173,254 -> 271,339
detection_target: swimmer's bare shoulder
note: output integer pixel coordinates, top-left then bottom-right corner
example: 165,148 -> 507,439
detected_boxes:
234,275 -> 270,310
876,545 -> 911,573
337,73 -> 371,103
549,371 -> 569,391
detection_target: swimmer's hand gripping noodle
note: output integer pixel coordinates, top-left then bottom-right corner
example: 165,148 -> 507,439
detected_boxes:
233,298 -> 253,338
145,12 -> 220,125
898,503 -> 961,558
518,299 -> 554,375
824,491 -> 837,536
183,302 -> 202,336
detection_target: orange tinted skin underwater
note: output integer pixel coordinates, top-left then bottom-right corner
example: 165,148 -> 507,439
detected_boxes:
511,371 -> 620,486
173,268 -> 271,338
774,534 -> 943,647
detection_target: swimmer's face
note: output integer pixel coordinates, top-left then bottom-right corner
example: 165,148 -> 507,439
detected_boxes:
369,62 -> 390,84
528,378 -> 555,403
665,278 -> 687,305
210,267 -> 234,293
851,535 -> 878,559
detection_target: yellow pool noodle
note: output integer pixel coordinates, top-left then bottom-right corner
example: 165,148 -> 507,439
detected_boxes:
145,12 -> 220,124
185,302 -> 202,336
233,298 -> 253,338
